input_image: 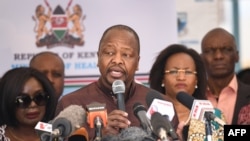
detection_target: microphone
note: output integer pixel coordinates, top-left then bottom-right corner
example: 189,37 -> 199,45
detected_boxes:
35,120 -> 54,141
51,117 -> 72,138
51,105 -> 86,138
151,112 -> 179,141
176,91 -> 226,126
101,126 -> 155,141
112,80 -> 126,111
86,102 -> 107,141
146,89 -> 165,106
36,105 -> 86,141
36,105 -> 86,140
145,90 -> 178,140
176,92 -> 225,141
150,112 -> 170,141
162,115 -> 179,141
133,102 -> 153,135
145,90 -> 175,121
118,126 -> 155,141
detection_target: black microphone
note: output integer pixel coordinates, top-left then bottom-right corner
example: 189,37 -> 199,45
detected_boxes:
51,105 -> 86,138
175,91 -> 194,109
162,115 -> 179,140
151,112 -> 179,141
146,89 -> 165,106
176,91 -> 226,126
112,80 -> 126,111
146,90 -> 176,120
133,102 -> 153,135
146,90 -> 179,140
151,112 -> 169,141
51,117 -> 72,138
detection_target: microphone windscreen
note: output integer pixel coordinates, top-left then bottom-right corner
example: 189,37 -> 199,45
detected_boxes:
176,91 -> 194,110
118,126 -> 155,141
54,105 -> 86,133
101,127 -> 155,141
112,80 -> 125,94
146,90 -> 164,107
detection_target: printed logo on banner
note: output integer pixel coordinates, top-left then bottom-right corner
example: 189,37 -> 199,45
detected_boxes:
32,0 -> 86,48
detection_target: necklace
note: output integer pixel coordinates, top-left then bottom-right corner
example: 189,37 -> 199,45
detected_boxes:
8,128 -> 39,141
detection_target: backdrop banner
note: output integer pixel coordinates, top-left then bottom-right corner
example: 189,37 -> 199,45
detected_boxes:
0,0 -> 177,85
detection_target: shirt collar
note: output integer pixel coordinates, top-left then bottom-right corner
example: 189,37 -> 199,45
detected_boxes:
206,74 -> 238,94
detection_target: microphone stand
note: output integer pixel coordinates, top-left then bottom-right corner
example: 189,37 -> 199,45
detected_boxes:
205,118 -> 212,141
94,116 -> 103,141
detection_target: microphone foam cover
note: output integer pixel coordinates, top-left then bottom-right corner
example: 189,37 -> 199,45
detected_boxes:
118,126 -> 155,141
176,91 -> 194,110
101,127 -> 155,141
55,105 -> 86,131
146,89 -> 164,107
112,80 -> 125,94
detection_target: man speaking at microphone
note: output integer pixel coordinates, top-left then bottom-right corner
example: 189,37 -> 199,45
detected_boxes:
55,24 -> 179,140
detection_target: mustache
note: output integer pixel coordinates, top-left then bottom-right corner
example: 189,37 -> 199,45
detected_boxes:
108,65 -> 126,73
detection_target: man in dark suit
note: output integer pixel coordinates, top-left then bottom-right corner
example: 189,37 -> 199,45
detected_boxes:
200,27 -> 250,124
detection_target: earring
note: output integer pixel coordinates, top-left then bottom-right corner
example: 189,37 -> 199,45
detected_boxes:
161,83 -> 164,87
195,85 -> 198,89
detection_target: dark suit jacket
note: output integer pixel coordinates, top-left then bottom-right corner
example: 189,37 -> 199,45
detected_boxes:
232,79 -> 250,124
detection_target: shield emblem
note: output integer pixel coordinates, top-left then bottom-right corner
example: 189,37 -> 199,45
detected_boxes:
51,5 -> 68,41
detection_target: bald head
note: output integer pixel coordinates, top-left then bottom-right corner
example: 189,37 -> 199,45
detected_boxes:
30,51 -> 65,100
201,27 -> 239,79
201,28 -> 237,51
30,52 -> 64,67
99,24 -> 140,55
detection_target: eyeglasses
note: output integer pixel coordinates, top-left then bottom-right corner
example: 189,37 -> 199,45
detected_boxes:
15,91 -> 49,108
165,69 -> 197,76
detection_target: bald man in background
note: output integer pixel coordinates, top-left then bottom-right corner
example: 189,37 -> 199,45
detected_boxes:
30,51 -> 65,100
201,27 -> 250,124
